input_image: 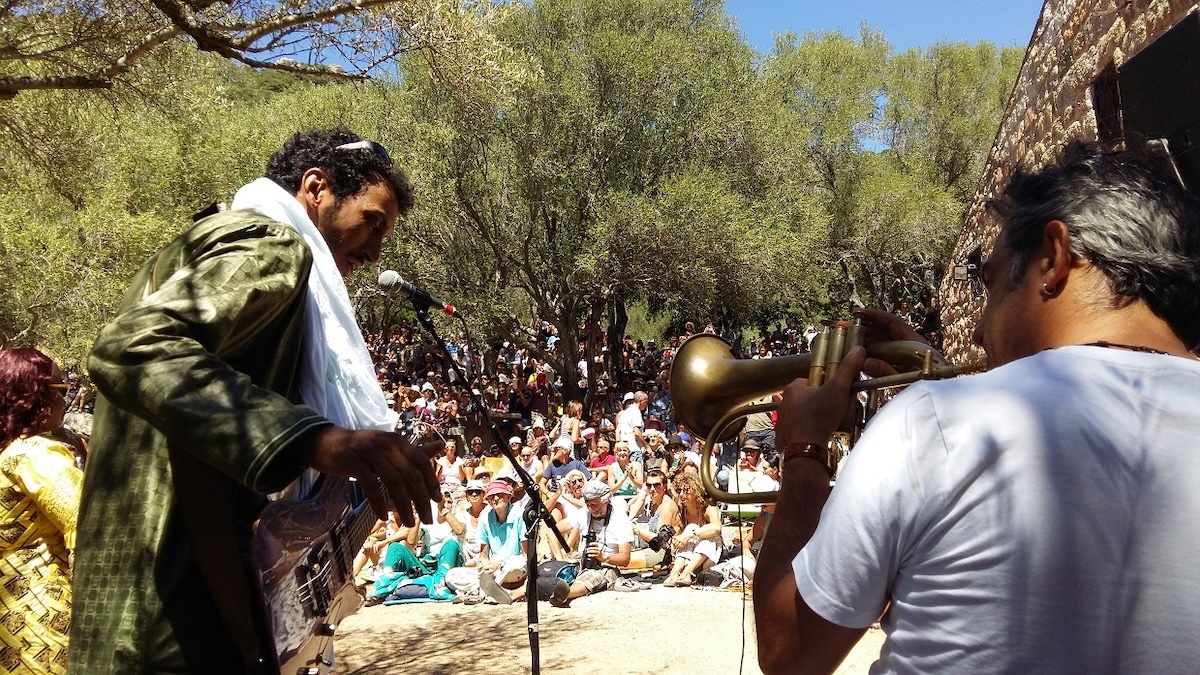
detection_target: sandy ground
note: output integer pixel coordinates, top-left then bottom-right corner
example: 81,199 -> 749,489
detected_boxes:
333,582 -> 884,674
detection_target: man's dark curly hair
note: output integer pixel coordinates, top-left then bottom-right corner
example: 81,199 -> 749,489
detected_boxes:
265,128 -> 415,215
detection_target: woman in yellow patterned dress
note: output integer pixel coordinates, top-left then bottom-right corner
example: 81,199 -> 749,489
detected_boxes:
0,348 -> 82,675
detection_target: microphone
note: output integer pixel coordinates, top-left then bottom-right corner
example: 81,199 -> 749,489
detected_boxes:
377,270 -> 460,318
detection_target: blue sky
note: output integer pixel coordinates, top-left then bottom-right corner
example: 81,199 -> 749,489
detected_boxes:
725,0 -> 1046,54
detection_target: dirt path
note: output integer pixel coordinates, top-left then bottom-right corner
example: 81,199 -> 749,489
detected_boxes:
333,584 -> 884,674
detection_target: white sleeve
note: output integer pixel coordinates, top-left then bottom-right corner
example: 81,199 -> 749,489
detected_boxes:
793,387 -> 943,628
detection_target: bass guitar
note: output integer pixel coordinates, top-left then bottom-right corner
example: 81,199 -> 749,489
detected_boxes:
252,475 -> 376,675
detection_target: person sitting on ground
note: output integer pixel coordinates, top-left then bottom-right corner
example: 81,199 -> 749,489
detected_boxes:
526,418 -> 552,459
353,510 -> 409,584
728,438 -> 766,496
518,444 -> 544,484
626,460 -> 678,570
370,498 -> 465,602
551,480 -> 634,607
454,479 -> 489,565
608,441 -> 643,505
587,436 -> 617,484
436,438 -> 467,500
664,472 -> 723,587
453,480 -> 529,604
539,437 -> 591,494
546,468 -> 588,528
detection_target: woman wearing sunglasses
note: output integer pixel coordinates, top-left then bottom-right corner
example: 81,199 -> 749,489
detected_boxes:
0,348 -> 84,674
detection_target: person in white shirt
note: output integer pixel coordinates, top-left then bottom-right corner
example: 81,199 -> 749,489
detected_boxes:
756,142 -> 1200,674
553,480 -> 634,607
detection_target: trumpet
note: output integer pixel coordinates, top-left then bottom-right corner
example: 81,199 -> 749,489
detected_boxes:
670,320 -> 986,504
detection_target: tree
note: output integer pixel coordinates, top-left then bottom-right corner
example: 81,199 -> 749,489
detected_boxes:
388,0 -> 787,403
0,0 -> 506,99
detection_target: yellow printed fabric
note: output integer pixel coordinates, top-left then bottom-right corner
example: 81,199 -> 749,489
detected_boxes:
0,435 -> 82,675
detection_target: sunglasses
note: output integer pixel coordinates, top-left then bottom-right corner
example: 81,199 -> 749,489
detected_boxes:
646,482 -> 664,489
335,140 -> 394,166
568,479 -> 584,485
467,490 -> 483,496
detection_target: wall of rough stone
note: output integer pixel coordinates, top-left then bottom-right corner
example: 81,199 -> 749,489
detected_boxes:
939,0 -> 1200,361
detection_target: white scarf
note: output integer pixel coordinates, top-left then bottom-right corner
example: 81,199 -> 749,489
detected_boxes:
231,177 -> 398,432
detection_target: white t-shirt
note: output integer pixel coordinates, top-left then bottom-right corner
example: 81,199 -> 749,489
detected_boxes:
794,346 -> 1200,673
617,404 -> 645,455
568,502 -> 634,559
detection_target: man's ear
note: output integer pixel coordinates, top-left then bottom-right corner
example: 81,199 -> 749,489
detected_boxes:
1041,220 -> 1075,295
295,168 -> 330,216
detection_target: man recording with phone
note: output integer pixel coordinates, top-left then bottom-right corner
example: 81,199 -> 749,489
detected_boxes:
756,142 -> 1200,673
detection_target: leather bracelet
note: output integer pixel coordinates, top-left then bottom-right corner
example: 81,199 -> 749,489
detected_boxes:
781,442 -> 837,479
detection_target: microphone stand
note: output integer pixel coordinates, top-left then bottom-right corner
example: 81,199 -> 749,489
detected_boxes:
408,301 -> 568,675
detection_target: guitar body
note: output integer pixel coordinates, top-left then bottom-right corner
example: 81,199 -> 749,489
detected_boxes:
252,476 -> 371,675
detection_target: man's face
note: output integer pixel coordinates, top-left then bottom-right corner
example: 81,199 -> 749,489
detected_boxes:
314,178 -> 399,277
585,497 -> 608,518
971,227 -> 1043,367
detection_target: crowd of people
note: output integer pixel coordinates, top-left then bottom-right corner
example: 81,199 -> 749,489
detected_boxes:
352,318 -> 817,608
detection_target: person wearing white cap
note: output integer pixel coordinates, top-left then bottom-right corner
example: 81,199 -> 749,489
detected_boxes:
551,480 -> 634,607
539,437 -> 592,495
616,391 -> 648,463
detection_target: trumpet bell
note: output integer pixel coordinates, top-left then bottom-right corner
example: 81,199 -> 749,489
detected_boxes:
671,334 -> 810,443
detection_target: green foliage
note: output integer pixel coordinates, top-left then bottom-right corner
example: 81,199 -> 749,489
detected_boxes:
0,0 -> 1024,378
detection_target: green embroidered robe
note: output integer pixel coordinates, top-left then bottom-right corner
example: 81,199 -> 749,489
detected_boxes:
69,210 -> 331,673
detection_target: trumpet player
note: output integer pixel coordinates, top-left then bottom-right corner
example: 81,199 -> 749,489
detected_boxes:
756,141 -> 1200,674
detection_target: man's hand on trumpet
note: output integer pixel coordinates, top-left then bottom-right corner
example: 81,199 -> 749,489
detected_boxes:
775,345 -> 867,454
852,308 -> 929,379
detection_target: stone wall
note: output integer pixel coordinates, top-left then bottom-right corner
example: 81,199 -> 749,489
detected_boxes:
939,0 -> 1200,360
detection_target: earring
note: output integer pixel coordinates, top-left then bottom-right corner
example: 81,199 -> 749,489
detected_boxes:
1041,282 -> 1057,297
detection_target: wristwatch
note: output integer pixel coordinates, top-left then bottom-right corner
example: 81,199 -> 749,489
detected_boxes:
781,442 -> 837,479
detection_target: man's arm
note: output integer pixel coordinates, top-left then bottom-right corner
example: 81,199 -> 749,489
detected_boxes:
754,347 -> 869,675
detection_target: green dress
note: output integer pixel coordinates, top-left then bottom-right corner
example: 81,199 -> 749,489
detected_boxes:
69,210 -> 330,674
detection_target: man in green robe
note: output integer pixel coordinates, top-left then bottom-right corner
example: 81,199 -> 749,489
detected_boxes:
69,129 -> 440,673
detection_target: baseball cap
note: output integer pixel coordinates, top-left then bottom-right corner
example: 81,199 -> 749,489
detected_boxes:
509,436 -> 523,445
465,479 -> 486,491
623,392 -> 636,403
644,458 -> 667,475
551,437 -> 573,451
667,434 -> 684,447
421,382 -> 435,392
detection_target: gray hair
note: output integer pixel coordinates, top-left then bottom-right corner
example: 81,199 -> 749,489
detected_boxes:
991,141 -> 1200,348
